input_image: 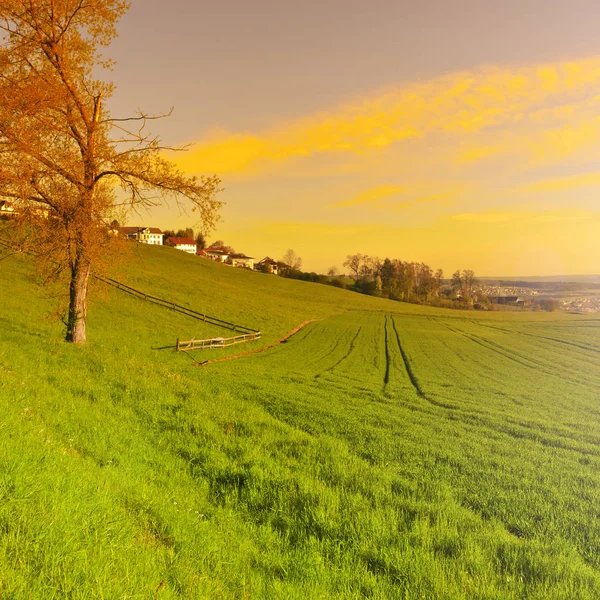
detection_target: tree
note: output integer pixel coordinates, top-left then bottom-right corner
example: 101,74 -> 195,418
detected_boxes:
175,227 -> 194,239
282,248 -> 302,270
461,269 -> 477,301
434,268 -> 444,296
209,240 -> 234,253
343,253 -> 363,281
451,270 -> 463,297
195,232 -> 206,250
0,1 -> 222,343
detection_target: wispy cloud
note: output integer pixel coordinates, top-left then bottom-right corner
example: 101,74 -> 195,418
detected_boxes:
330,185 -> 466,211
517,172 -> 600,193
451,212 -> 525,223
175,57 -> 600,176
330,185 -> 405,208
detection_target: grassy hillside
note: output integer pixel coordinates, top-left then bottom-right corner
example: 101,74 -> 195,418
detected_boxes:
1,244 -> 599,598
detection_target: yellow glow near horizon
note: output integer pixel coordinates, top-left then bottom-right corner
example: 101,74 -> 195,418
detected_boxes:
217,209 -> 600,276
159,56 -> 600,276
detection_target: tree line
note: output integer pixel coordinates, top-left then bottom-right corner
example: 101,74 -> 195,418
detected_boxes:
340,254 -> 483,308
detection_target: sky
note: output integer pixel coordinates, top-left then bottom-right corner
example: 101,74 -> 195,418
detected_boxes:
107,0 -> 600,276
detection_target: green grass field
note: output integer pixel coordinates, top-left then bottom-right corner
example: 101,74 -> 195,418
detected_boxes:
1,243 -> 599,598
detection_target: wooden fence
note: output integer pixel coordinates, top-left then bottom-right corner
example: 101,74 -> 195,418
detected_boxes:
176,331 -> 261,352
0,237 -> 261,337
95,276 -> 260,335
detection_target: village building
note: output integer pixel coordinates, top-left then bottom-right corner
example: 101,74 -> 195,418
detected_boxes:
227,253 -> 255,270
165,237 -> 197,254
203,247 -> 230,262
257,256 -> 279,274
118,226 -> 164,245
256,257 -> 290,275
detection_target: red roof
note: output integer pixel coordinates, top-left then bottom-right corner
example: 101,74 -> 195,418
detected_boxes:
167,237 -> 196,245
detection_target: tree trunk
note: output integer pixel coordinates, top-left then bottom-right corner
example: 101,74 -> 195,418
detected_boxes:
66,255 -> 91,344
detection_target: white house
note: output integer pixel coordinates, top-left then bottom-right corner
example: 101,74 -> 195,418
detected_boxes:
227,253 -> 255,270
257,256 -> 280,275
119,226 -> 164,245
203,247 -> 229,262
166,236 -> 197,254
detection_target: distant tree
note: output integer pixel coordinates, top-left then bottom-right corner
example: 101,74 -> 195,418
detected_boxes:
282,249 -> 302,270
162,229 -> 175,239
434,268 -> 444,296
0,1 -> 222,343
540,298 -> 558,312
209,240 -> 234,253
175,227 -> 194,239
343,253 -> 364,280
195,232 -> 206,250
327,266 -> 339,278
451,270 -> 463,297
462,269 -> 477,301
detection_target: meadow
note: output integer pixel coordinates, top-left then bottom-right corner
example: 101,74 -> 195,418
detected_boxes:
1,243 -> 599,598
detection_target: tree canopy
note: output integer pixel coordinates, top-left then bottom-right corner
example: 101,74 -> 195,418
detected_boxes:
0,0 -> 222,342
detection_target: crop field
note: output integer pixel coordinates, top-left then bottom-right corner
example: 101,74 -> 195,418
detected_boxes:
1,247 -> 600,598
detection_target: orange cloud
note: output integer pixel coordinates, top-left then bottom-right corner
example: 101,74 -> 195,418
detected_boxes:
331,184 -> 467,211
452,212 -> 525,223
175,57 -> 600,176
331,185 -> 405,208
517,172 -> 600,194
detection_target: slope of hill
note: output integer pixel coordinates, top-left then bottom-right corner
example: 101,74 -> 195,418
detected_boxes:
1,244 -> 599,599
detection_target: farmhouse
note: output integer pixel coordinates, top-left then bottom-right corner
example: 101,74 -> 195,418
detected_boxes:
203,247 -> 229,262
256,257 -> 290,275
119,226 -> 164,245
165,237 -> 197,254
257,256 -> 279,274
228,253 -> 255,270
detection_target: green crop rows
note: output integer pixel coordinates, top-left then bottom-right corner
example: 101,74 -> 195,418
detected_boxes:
1,246 -> 600,598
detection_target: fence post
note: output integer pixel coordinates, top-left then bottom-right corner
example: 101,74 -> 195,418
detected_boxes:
176,338 -> 180,351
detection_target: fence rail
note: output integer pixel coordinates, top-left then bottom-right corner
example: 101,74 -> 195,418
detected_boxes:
176,331 -> 262,352
93,276 -> 260,335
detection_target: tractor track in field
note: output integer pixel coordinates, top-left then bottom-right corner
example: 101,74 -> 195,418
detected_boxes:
438,319 -> 557,375
468,319 -> 600,355
434,319 -> 599,388
389,315 -> 425,399
383,317 -> 391,385
315,326 -> 363,380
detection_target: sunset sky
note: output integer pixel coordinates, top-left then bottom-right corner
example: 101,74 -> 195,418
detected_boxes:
108,0 -> 600,276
